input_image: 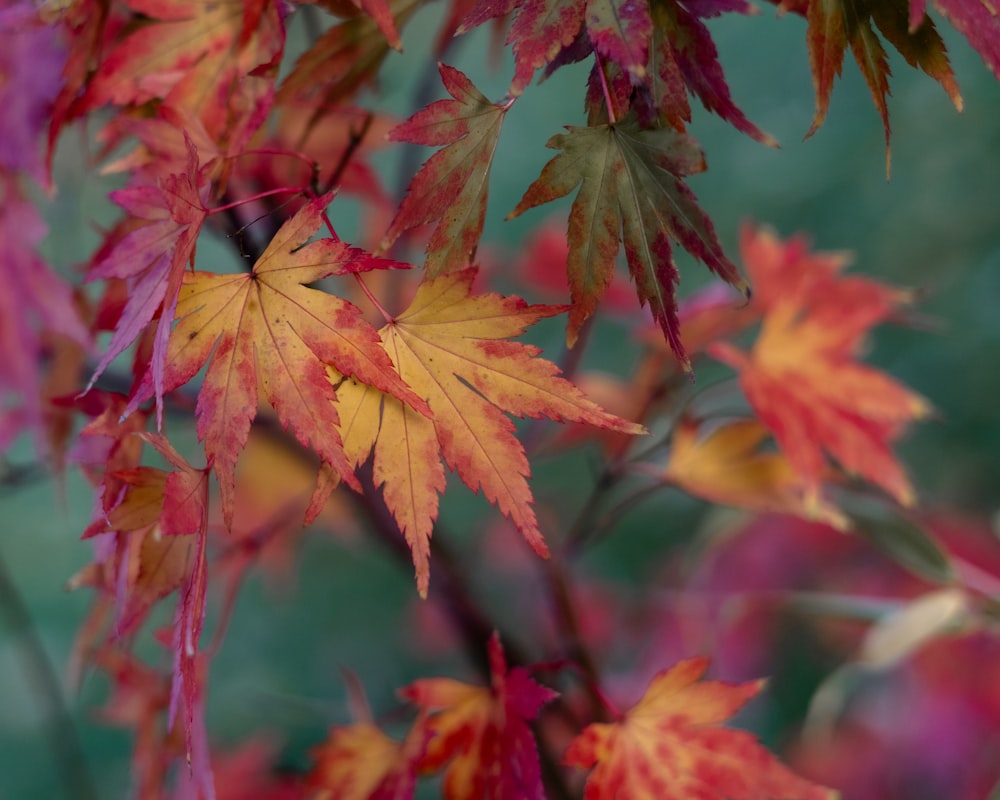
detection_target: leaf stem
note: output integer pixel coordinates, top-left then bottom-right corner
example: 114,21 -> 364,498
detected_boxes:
558,459 -> 669,558
208,187 -> 306,216
353,273 -> 394,323
227,147 -> 319,172
594,53 -> 618,125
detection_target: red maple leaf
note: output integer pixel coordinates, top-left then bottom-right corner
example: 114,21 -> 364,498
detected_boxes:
86,136 -> 208,425
85,0 -> 284,149
380,64 -> 512,275
919,0 -> 1000,81
78,431 -> 213,790
400,632 -> 557,799
0,180 -> 88,449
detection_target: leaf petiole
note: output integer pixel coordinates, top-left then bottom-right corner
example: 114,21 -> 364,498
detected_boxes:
208,187 -> 307,216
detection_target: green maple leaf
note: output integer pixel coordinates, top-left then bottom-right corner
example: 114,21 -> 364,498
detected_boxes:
509,114 -> 747,364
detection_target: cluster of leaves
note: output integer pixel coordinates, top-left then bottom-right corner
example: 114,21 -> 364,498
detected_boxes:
2,0 -> 1000,797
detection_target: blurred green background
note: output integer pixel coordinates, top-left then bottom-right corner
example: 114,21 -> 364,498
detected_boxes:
2,4 -> 1000,797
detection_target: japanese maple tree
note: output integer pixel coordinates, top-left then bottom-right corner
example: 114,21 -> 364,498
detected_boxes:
3,0 -> 1000,797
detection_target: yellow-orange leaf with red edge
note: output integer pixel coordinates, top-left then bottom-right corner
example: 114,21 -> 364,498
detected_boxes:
326,269 -> 645,596
131,195 -> 430,528
400,632 -> 557,799
308,717 -> 429,800
665,417 -> 848,528
564,657 -> 838,800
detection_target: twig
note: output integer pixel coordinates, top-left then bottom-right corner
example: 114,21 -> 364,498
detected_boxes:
321,112 -> 374,196
542,554 -> 611,724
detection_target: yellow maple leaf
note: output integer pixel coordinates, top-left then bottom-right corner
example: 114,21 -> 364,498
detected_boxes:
664,417 -> 847,528
326,269 -> 645,596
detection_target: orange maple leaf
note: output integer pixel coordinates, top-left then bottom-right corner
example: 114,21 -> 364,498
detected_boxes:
709,225 -> 930,508
323,269 -> 645,596
664,416 -> 848,528
564,657 -> 837,800
130,195 -> 430,527
400,632 -> 557,800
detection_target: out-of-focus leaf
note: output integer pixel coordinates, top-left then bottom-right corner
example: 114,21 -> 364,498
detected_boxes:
849,500 -> 955,584
858,588 -> 968,669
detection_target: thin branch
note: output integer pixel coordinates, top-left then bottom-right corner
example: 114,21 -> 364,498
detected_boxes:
320,112 -> 374,196
542,554 -> 611,724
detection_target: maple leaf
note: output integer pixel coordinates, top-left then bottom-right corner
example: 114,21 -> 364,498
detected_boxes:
142,434 -> 213,789
380,64 -> 511,276
129,195 -> 430,527
458,0 -> 768,139
803,0 -> 961,169
509,113 -> 747,360
586,0 -> 653,80
918,0 -> 1000,81
85,0 -> 282,108
277,0 -> 422,113
0,8 -> 65,186
324,269 -> 644,596
708,225 -> 930,508
77,431 -> 213,788
564,657 -> 837,800
308,717 -> 429,800
86,136 -> 208,425
83,0 -> 284,156
0,179 -> 89,451
46,0 -> 111,174
79,465 -> 195,631
98,105 -> 223,183
400,632 -> 557,799
92,651 -> 173,798
351,0 -> 404,49
457,0 -> 586,95
664,416 -> 848,527
639,0 -> 776,145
